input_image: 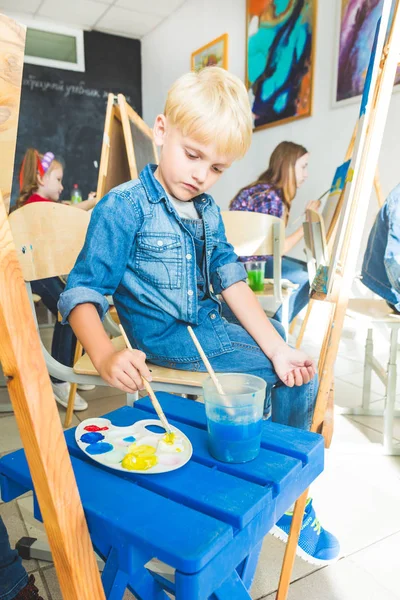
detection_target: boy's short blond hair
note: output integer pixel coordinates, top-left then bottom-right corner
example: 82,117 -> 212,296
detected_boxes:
164,67 -> 252,159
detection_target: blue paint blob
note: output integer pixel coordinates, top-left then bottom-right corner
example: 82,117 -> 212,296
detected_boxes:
123,436 -> 136,442
80,432 -> 104,444
86,442 -> 113,455
145,424 -> 166,434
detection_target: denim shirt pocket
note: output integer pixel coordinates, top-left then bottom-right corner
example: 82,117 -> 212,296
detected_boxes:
135,232 -> 182,288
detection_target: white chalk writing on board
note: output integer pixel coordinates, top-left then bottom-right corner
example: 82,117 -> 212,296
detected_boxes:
22,75 -> 132,104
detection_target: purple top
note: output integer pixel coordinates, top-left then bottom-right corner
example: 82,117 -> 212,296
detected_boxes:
230,182 -> 284,262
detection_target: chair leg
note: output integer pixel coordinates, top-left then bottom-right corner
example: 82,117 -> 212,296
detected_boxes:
64,341 -> 83,428
281,298 -> 290,340
383,327 -> 398,455
362,328 -> 373,411
126,392 -> 138,407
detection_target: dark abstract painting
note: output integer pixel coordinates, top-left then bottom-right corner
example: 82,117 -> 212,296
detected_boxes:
246,0 -> 315,131
336,0 -> 400,104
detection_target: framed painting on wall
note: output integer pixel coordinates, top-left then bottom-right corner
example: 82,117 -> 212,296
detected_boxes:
334,0 -> 400,106
246,0 -> 316,132
191,33 -> 228,72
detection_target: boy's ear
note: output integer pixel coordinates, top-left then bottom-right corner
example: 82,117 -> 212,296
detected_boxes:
153,114 -> 167,147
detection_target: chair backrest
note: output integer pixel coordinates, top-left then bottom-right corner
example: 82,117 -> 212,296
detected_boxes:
303,209 -> 329,283
8,203 -> 90,281
221,211 -> 284,256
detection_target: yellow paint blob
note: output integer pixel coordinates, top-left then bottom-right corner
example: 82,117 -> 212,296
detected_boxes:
162,432 -> 176,444
122,444 -> 158,471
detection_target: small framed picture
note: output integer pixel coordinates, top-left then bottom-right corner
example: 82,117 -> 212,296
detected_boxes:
191,33 -> 228,72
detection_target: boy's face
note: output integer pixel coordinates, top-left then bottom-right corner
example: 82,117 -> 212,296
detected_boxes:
153,115 -> 233,201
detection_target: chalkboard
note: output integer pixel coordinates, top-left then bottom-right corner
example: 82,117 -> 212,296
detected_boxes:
11,30 -> 141,207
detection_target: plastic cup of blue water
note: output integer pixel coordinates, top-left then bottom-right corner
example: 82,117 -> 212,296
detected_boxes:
202,373 -> 267,463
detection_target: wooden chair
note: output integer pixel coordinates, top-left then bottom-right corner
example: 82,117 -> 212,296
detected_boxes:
221,211 -> 298,335
300,209 -> 400,454
8,202 -> 208,428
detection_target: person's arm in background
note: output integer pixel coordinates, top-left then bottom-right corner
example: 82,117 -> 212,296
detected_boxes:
66,192 -> 97,211
284,199 -> 321,253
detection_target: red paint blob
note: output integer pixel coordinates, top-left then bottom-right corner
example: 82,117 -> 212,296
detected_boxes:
84,425 -> 109,432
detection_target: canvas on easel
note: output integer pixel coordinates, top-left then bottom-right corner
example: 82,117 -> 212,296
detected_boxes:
96,94 -> 158,201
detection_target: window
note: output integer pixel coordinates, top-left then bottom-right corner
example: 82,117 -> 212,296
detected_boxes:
22,20 -> 85,72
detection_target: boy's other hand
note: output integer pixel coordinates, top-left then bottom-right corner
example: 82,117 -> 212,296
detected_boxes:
270,347 -> 316,387
97,349 -> 152,393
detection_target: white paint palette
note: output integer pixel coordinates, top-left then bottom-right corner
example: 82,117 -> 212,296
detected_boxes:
75,417 -> 192,474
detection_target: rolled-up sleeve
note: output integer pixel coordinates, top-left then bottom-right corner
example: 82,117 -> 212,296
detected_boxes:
58,191 -> 141,323
209,207 -> 247,294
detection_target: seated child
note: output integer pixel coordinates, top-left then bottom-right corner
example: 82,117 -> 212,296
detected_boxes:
59,67 -> 339,564
17,148 -> 97,411
362,183 -> 400,313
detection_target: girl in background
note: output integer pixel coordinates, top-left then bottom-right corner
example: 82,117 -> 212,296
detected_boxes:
230,141 -> 320,323
17,148 -> 96,410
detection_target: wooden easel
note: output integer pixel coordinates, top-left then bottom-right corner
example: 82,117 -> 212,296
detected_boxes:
0,13 -> 25,214
277,1 -> 400,598
96,93 -> 158,200
295,91 -> 387,352
0,12 -> 105,598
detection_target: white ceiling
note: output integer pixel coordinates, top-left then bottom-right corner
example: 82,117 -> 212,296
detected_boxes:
0,0 -> 187,39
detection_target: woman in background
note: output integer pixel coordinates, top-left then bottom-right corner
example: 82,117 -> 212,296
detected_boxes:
230,141 -> 320,323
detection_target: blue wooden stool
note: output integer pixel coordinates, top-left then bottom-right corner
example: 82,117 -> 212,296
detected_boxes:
0,392 -> 324,599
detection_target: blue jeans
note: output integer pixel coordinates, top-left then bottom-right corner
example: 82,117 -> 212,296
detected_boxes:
265,256 -> 310,324
31,276 -> 77,384
0,517 -> 28,600
155,317 -> 317,431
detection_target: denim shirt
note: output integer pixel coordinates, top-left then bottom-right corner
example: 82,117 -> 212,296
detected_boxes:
59,164 -> 247,363
361,184 -> 400,311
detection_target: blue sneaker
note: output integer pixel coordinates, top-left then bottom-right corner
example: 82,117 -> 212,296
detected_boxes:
271,498 -> 340,565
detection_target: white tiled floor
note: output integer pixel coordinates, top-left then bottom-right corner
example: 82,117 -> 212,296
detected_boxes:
1,311 -> 400,599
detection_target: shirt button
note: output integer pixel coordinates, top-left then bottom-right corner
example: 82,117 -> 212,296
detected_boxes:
157,240 -> 164,246
186,253 -> 192,260
187,290 -> 194,296
210,313 -> 216,320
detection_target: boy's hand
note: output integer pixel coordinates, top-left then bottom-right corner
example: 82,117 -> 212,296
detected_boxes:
97,349 -> 152,393
270,347 -> 316,387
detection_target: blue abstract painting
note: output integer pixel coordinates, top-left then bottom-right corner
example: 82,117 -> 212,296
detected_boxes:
246,0 -> 315,130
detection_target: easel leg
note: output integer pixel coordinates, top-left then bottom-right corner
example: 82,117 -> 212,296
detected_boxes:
289,316 -> 298,336
321,379 -> 334,448
275,490 -> 308,600
295,299 -> 314,349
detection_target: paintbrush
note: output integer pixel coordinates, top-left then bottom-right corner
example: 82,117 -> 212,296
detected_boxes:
119,324 -> 173,435
290,188 -> 331,228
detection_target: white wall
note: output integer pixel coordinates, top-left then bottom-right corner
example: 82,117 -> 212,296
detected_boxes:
142,0 -> 400,260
